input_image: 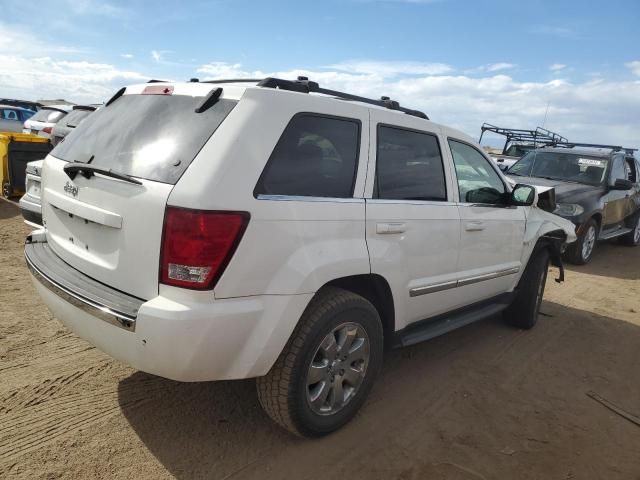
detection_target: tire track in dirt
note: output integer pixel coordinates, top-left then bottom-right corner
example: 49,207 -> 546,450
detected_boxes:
0,372 -> 166,467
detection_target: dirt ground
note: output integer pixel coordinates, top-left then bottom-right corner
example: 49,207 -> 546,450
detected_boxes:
0,197 -> 639,480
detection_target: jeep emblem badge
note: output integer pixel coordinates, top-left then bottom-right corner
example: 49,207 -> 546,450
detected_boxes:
64,181 -> 78,197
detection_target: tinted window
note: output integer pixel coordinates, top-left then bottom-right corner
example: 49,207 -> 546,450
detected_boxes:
449,139 -> 506,204
20,110 -> 35,121
2,109 -> 19,121
51,94 -> 237,184
255,114 -> 360,198
375,126 -> 446,201
30,109 -> 65,123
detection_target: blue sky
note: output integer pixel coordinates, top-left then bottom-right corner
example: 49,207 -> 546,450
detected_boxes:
1,0 -> 639,146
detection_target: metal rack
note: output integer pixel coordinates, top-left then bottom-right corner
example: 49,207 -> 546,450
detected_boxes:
479,123 -> 568,154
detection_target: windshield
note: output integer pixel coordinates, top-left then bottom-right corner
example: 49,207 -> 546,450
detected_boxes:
504,144 -> 535,157
508,151 -> 609,185
51,93 -> 237,184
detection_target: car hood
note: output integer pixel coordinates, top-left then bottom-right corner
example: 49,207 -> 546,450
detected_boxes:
507,175 -> 602,201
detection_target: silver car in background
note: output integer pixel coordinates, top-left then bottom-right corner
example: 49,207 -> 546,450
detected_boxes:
0,105 -> 36,132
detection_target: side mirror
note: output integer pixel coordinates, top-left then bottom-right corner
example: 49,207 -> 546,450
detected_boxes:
510,184 -> 537,206
611,178 -> 633,190
498,163 -> 509,172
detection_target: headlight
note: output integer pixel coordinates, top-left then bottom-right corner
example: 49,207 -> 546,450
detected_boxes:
554,203 -> 584,217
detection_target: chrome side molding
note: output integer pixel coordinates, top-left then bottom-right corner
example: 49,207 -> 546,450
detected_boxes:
410,267 -> 520,297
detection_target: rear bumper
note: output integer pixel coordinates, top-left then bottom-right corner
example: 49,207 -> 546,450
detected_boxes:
25,238 -> 312,382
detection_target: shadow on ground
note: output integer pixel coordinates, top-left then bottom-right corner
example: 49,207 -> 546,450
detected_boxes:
0,199 -> 19,220
564,240 -> 640,281
118,302 -> 640,480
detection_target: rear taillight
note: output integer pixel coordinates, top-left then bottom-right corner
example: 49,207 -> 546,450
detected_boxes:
160,207 -> 249,290
42,126 -> 53,134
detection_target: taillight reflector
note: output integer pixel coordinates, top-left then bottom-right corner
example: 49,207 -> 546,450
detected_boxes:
42,126 -> 52,134
160,207 -> 249,290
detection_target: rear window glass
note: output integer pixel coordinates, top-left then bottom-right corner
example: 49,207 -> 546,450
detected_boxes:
31,109 -> 65,123
51,93 -> 237,184
62,109 -> 93,128
254,114 -> 360,198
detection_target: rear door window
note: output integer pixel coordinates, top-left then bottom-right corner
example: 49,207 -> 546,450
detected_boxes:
254,113 -> 360,198
51,94 -> 237,184
374,125 -> 447,201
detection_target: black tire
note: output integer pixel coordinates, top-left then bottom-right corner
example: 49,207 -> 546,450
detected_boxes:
256,286 -> 384,437
620,213 -> 640,246
504,249 -> 550,330
2,183 -> 12,199
565,218 -> 598,265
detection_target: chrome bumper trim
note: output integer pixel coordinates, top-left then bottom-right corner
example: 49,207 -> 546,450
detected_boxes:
25,252 -> 136,332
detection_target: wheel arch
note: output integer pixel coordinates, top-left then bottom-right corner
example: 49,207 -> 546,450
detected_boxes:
322,274 -> 396,348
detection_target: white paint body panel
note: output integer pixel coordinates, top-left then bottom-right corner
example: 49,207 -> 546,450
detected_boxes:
31,81 -> 577,382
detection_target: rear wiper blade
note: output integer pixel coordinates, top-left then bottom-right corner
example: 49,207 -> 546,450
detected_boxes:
63,163 -> 142,185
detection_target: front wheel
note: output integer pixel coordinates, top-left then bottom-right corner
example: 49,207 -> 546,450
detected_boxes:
256,287 -> 384,437
565,218 -> 598,264
504,249 -> 550,330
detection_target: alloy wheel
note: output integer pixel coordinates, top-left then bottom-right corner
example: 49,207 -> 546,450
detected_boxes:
306,322 -> 370,416
582,225 -> 596,261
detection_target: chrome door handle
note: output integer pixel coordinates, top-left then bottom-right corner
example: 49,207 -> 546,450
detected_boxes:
465,221 -> 485,232
376,222 -> 407,234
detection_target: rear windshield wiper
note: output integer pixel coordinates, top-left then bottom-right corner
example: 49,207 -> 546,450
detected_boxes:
63,163 -> 142,185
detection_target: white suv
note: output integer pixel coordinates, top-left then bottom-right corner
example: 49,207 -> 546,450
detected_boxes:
25,77 -> 576,436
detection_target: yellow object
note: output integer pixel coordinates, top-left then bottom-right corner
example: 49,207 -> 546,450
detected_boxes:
0,132 -> 50,198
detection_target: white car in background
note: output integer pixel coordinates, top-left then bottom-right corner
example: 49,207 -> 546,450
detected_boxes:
23,105 -> 72,138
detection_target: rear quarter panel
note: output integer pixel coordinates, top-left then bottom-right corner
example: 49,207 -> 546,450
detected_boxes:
168,88 -> 372,298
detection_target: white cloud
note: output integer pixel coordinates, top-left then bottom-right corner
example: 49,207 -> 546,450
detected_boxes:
60,0 -> 125,17
0,55 -> 147,103
0,22 -> 83,56
550,63 -> 567,71
626,61 -> 640,77
196,61 -> 640,147
486,63 -> 516,72
151,50 -> 162,62
121,53 -> 134,59
327,60 -> 453,77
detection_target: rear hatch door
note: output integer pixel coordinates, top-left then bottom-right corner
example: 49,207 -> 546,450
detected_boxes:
41,83 -> 239,300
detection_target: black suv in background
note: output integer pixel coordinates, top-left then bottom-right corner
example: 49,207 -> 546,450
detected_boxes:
508,144 -> 640,264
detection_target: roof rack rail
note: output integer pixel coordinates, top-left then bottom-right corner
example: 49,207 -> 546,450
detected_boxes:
257,76 -> 429,119
480,123 -> 567,144
549,142 -> 637,153
201,78 -> 264,84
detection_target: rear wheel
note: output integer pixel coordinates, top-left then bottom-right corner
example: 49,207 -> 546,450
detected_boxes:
565,218 -> 598,264
620,213 -> 640,246
2,183 -> 12,198
504,249 -> 550,330
257,287 -> 383,437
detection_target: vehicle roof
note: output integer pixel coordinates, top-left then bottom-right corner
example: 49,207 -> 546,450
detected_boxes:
123,80 -> 473,143
537,146 -> 616,158
0,104 -> 34,111
41,104 -> 73,112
